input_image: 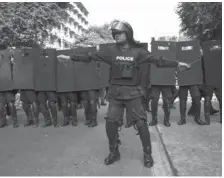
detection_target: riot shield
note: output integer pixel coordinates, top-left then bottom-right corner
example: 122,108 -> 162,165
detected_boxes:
56,50 -> 76,93
202,40 -> 222,89
73,47 -> 100,91
0,50 -> 13,91
176,40 -> 203,86
151,41 -> 177,86
13,48 -> 35,89
34,49 -> 57,91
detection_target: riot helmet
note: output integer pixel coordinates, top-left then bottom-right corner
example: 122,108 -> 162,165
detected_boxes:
109,20 -> 143,47
109,20 -> 134,40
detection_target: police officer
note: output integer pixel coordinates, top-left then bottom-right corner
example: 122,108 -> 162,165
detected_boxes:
187,91 -> 219,116
36,91 -> 59,127
57,20 -> 190,168
20,90 -> 39,127
149,85 -> 173,127
81,90 -> 98,127
0,46 -> 19,128
58,92 -> 78,127
0,90 -> 19,128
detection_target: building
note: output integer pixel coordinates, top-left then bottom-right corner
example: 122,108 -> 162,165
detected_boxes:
45,2 -> 89,49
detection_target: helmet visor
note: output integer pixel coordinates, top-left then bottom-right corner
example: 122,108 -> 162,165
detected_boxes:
109,21 -> 127,32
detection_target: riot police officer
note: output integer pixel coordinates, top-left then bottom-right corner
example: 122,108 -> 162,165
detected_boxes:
0,90 -> 19,128
57,20 -> 190,168
0,46 -> 19,128
149,85 -> 173,127
20,90 -> 39,127
187,91 -> 219,116
58,92 -> 78,127
81,90 -> 99,127
36,91 -> 59,127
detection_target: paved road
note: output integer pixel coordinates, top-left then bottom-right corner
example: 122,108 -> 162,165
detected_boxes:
0,105 -> 172,176
0,101 -> 221,176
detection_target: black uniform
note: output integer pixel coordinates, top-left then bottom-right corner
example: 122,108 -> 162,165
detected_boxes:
0,90 -> 18,128
67,43 -> 179,169
149,85 -> 173,127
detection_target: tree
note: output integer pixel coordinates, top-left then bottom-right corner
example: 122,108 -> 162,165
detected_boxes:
72,23 -> 114,47
0,2 -> 69,47
176,2 -> 222,42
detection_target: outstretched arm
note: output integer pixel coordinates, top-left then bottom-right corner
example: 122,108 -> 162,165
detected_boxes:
57,46 -> 112,65
138,49 -> 190,69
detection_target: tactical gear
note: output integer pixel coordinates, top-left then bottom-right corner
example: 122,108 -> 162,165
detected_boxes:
137,123 -> 154,168
151,40 -> 177,86
104,121 -> 121,165
177,40 -> 203,86
109,20 -> 134,39
202,40 -> 222,89
23,103 -> 34,127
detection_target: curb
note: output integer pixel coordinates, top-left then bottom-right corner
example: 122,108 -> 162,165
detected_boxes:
150,125 -> 179,176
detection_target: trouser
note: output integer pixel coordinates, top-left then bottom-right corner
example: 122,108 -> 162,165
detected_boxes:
150,85 -> 172,122
0,91 -> 18,127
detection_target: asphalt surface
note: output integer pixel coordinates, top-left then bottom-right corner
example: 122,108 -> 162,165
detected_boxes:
0,101 -> 222,176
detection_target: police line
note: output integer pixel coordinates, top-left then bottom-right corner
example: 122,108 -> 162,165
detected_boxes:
0,39 -> 221,93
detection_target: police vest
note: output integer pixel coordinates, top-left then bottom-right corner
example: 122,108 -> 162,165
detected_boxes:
109,47 -> 141,86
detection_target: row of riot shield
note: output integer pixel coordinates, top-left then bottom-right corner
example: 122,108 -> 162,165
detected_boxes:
0,40 -> 221,92
0,46 -> 110,92
150,39 -> 222,89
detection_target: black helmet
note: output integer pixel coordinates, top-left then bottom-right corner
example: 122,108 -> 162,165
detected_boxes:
109,20 -> 142,47
109,20 -> 134,39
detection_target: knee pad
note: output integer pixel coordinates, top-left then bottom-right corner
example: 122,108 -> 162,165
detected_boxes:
135,119 -> 147,129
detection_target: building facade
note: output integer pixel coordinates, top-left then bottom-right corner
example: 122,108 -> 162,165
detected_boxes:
45,2 -> 89,49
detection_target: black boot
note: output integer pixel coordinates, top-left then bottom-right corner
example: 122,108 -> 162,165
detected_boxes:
149,99 -> 158,126
71,117 -> 78,126
84,119 -> 91,126
32,103 -> 39,128
9,103 -> 19,128
204,97 -> 211,125
53,119 -> 59,127
33,117 -> 39,128
104,121 -> 120,165
24,119 -> 34,127
23,104 -> 34,127
194,117 -> 206,125
88,117 -> 97,127
137,123 -> 154,168
178,99 -> 187,125
49,102 -> 59,128
149,117 -> 157,126
163,100 -> 171,127
0,115 -> 7,128
61,118 -> 70,127
88,102 -> 98,127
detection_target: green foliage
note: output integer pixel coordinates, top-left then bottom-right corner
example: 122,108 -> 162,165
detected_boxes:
72,23 -> 114,47
176,2 -> 222,42
0,2 -> 68,47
